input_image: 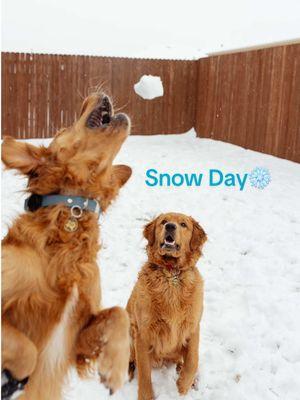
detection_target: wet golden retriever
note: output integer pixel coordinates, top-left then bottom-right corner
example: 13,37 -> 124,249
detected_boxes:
1,93 -> 132,399
127,213 -> 207,400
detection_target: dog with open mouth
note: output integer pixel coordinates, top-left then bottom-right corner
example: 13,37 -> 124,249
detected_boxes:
1,92 -> 132,400
126,213 -> 207,400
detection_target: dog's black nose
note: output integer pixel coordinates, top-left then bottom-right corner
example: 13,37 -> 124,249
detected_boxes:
165,223 -> 176,232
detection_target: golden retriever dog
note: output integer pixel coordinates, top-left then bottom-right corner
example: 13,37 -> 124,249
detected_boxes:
127,213 -> 207,400
1,92 -> 132,400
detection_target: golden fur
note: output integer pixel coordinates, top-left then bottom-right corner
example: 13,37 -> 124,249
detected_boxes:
127,213 -> 207,400
1,93 -> 132,399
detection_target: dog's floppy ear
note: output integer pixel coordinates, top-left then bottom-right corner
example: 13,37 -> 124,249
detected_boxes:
112,164 -> 132,189
1,136 -> 46,174
190,218 -> 207,251
143,218 -> 157,246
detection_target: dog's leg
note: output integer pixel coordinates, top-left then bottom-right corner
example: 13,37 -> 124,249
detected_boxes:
16,340 -> 71,400
2,320 -> 37,381
76,306 -> 130,394
176,325 -> 200,395
135,333 -> 153,400
176,360 -> 183,374
12,366 -> 72,400
127,318 -> 136,381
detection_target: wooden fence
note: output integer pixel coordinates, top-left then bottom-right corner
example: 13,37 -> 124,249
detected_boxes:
2,44 -> 300,162
1,53 -> 197,138
196,44 -> 300,162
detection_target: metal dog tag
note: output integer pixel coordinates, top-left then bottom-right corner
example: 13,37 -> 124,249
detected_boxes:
172,275 -> 180,287
64,217 -> 78,232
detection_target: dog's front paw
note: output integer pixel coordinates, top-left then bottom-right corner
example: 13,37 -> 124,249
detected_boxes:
192,373 -> 200,391
96,307 -> 130,394
138,387 -> 154,400
176,373 -> 194,396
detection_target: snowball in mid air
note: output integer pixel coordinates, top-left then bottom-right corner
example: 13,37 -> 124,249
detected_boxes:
134,75 -> 164,100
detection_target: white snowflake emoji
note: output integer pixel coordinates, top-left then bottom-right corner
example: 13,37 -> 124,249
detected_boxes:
249,167 -> 271,189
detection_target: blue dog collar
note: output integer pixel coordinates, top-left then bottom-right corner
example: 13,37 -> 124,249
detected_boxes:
24,194 -> 101,217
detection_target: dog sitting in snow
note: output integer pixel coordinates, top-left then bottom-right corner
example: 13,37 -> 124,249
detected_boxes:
1,92 -> 132,400
126,213 -> 207,400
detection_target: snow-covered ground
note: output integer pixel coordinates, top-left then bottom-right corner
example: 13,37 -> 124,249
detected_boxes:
2,131 -> 300,400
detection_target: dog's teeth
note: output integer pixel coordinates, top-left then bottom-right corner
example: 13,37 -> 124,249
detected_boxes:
164,240 -> 175,245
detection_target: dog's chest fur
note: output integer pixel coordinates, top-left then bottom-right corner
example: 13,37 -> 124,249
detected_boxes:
41,284 -> 79,372
4,208 -> 101,347
142,266 -> 202,359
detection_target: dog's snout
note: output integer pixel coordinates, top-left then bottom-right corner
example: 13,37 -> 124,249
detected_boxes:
165,223 -> 176,232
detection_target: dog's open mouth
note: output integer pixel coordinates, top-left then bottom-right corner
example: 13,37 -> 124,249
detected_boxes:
161,235 -> 180,251
86,96 -> 113,129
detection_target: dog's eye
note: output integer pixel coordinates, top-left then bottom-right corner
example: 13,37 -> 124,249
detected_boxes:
161,219 -> 167,225
180,222 -> 187,228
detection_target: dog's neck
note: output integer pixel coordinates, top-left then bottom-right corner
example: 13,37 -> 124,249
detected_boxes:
150,258 -> 179,273
149,255 -> 195,276
164,263 -> 176,272
152,253 -> 183,269
149,262 -> 184,289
